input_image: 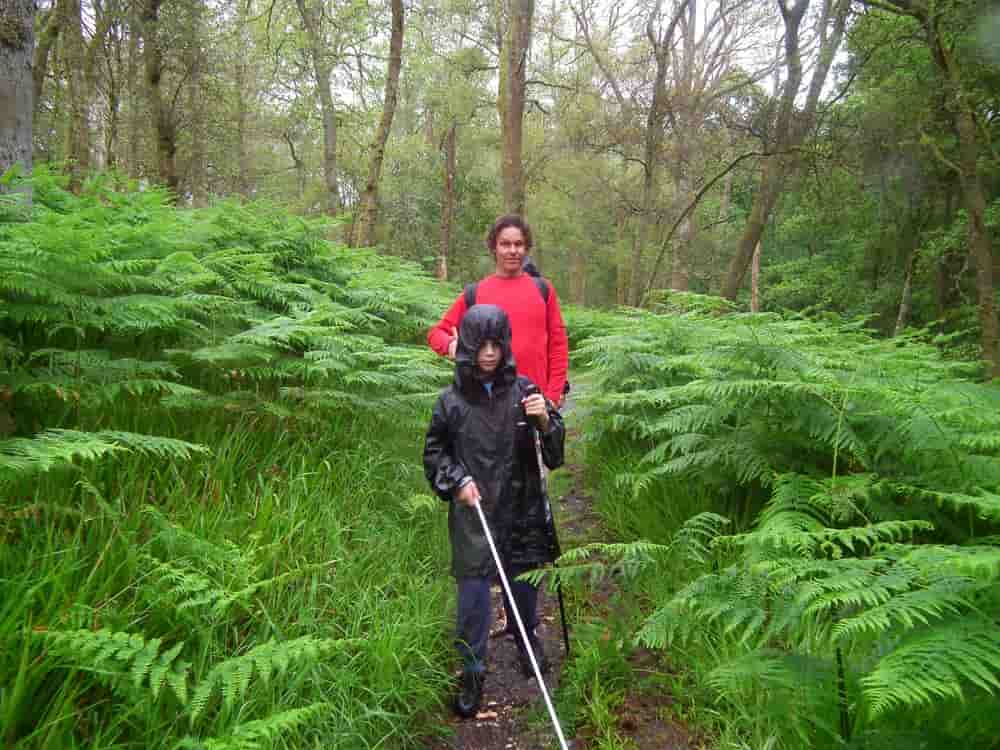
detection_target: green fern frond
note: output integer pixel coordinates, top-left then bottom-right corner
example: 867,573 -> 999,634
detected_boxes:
831,577 -> 975,642
178,703 -> 328,750
861,619 -> 1000,717
745,519 -> 934,557
0,429 -> 121,477
144,508 -> 255,577
707,648 -> 831,695
188,637 -> 352,724
97,431 -> 209,461
880,543 -> 1000,582
37,628 -> 189,703
891,484 -> 1000,523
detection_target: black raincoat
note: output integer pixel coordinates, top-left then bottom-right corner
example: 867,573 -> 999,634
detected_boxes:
423,305 -> 565,578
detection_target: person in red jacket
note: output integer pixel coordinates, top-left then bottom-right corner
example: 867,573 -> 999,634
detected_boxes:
427,215 -> 569,406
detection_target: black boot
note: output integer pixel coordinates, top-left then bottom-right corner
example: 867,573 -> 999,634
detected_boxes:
518,637 -> 550,679
454,670 -> 484,718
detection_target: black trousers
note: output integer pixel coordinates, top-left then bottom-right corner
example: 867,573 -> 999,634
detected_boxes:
456,565 -> 538,674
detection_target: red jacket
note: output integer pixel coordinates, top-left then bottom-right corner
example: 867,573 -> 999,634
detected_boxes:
428,274 -> 569,404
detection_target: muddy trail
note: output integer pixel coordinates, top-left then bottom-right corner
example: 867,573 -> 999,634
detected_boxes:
422,395 -> 698,750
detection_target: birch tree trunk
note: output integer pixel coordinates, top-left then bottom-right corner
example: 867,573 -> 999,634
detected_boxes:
354,0 -> 404,247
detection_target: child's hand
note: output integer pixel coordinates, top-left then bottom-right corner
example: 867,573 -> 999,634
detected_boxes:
522,393 -> 550,432
456,480 -> 481,507
447,327 -> 459,360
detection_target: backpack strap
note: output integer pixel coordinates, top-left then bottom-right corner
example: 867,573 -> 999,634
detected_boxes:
533,276 -> 550,304
463,282 -> 478,309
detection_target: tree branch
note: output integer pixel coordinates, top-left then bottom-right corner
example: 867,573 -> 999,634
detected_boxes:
645,150 -> 767,299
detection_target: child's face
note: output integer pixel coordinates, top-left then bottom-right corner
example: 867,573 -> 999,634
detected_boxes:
476,339 -> 502,374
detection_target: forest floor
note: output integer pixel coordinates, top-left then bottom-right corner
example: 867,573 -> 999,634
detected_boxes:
422,396 -> 701,750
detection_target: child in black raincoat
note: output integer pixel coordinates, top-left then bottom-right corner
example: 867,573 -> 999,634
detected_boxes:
423,304 -> 565,718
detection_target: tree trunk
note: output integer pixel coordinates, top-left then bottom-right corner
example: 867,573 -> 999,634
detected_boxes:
0,0 -> 34,189
354,0 -> 404,247
722,0 -> 849,300
628,1 -> 692,305
283,131 -> 307,200
750,240 -> 761,313
234,62 -> 252,198
722,158 -> 785,300
719,161 -> 732,222
615,211 -> 630,306
103,14 -> 124,172
572,247 -> 586,305
63,0 -> 90,191
671,176 -> 696,291
295,0 -> 340,216
499,0 -> 533,215
188,52 -> 207,205
234,0 -> 253,199
911,2 -> 999,376
629,55 -> 668,306
32,5 -> 60,115
438,121 -> 457,281
126,13 -> 141,179
954,110 -> 998,376
141,0 -> 178,194
894,252 -> 914,336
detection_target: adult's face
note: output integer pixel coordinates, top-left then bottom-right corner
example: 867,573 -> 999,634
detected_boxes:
493,226 -> 526,278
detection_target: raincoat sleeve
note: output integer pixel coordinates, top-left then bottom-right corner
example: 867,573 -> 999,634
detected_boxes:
539,402 -> 565,471
423,394 -> 468,501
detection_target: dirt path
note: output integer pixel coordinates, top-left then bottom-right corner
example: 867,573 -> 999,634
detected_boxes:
422,581 -> 569,750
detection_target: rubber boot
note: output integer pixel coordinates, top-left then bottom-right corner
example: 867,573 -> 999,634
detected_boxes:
454,670 -> 484,718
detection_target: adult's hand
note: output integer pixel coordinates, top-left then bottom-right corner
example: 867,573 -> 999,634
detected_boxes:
447,326 -> 459,360
456,479 -> 481,507
522,393 -> 550,432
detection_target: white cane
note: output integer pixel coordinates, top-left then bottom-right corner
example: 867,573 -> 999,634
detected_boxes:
471,499 -> 571,750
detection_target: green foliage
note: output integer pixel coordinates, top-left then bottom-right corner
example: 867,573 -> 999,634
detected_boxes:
0,172 -> 455,749
187,636 -> 350,724
0,171 -> 452,450
38,628 -> 190,704
575,302 -> 1000,748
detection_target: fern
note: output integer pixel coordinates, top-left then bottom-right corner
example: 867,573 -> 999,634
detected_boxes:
861,618 -> 1000,717
577,303 -> 1000,744
188,636 -> 353,724
37,628 -> 189,703
177,703 -> 328,750
143,553 -> 334,619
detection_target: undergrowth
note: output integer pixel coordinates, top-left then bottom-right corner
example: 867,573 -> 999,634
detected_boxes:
1,169 -> 457,748
557,300 -> 1000,749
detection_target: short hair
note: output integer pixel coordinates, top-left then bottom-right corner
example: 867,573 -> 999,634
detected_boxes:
486,214 -> 533,253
